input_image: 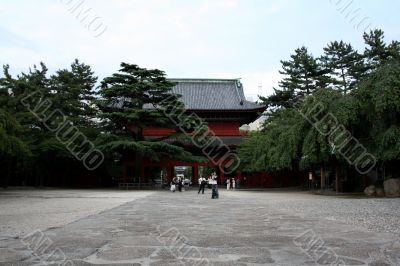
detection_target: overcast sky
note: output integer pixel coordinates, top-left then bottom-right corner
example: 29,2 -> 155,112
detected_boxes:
1,0 -> 399,99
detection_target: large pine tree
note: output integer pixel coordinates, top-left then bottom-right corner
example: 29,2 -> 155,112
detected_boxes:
279,46 -> 322,98
363,29 -> 400,69
261,46 -> 325,109
0,61 -> 102,186
320,41 -> 365,93
97,63 -> 203,181
50,59 -> 98,128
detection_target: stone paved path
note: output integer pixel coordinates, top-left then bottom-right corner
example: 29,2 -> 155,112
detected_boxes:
1,189 -> 399,265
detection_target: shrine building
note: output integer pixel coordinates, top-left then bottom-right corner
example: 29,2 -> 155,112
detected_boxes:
124,78 -> 266,186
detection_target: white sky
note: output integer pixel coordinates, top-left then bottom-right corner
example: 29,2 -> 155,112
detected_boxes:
1,0 -> 399,100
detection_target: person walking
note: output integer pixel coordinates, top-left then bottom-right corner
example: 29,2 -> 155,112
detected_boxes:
226,178 -> 230,190
211,172 -> 219,199
170,177 -> 177,192
232,178 -> 236,190
198,176 -> 206,194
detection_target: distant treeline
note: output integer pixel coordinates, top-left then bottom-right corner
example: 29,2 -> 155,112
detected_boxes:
0,60 -> 203,187
237,29 -> 400,191
1,29 -> 399,189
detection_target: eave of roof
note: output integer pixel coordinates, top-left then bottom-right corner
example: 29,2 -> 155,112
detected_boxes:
188,106 -> 266,112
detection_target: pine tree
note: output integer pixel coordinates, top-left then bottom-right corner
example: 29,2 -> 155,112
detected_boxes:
279,46 -> 321,98
261,46 -> 325,109
97,63 -> 203,182
320,41 -> 365,93
50,59 -> 98,128
363,29 -> 400,69
259,87 -> 296,109
98,63 -> 183,141
0,63 -> 51,128
0,62 -> 98,186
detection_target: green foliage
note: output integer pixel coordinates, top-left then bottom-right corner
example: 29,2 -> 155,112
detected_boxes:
0,60 -> 99,186
279,46 -> 320,96
0,110 -> 30,187
0,110 -> 30,158
260,47 -> 322,109
97,63 -> 205,171
239,29 -> 400,180
98,63 -> 181,138
238,108 -> 304,172
356,60 -> 400,161
363,29 -> 400,67
50,59 -> 98,128
1,28 -> 399,186
321,41 -> 365,92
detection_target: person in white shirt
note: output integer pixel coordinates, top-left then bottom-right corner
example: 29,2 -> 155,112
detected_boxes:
232,178 -> 236,190
226,178 -> 230,190
198,177 -> 206,194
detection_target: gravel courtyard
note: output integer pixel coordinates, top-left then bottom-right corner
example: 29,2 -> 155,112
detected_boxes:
0,188 -> 399,265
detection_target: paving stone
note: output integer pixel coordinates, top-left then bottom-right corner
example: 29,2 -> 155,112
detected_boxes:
1,189 -> 399,265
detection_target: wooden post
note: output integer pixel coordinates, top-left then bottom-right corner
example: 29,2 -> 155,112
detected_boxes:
140,164 -> 145,189
165,166 -> 170,182
220,165 -> 225,185
193,163 -> 199,184
123,162 -> 127,183
169,166 -> 174,182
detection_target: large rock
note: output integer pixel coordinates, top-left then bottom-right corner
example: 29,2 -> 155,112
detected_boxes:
364,185 -> 376,197
384,178 -> 400,197
375,187 -> 385,197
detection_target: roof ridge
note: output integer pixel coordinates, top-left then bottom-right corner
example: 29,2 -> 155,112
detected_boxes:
168,78 -> 240,83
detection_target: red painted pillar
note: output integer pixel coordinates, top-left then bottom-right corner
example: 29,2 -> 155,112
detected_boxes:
237,170 -> 242,187
220,166 -> 225,185
193,163 -> 199,184
169,165 -> 174,182
141,165 -> 145,183
123,162 -> 127,183
165,165 -> 170,182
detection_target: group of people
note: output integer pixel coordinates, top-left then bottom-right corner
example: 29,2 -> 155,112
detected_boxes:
170,173 -> 239,198
170,176 -> 187,192
198,172 -> 219,199
226,177 -> 239,190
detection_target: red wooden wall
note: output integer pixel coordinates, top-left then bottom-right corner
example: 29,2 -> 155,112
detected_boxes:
143,121 -> 242,137
242,170 -> 306,188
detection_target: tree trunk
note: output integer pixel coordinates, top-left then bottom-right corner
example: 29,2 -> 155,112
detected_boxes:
134,151 -> 142,188
335,162 -> 340,194
320,165 -> 326,190
3,162 -> 9,189
341,68 -> 347,93
134,127 -> 144,188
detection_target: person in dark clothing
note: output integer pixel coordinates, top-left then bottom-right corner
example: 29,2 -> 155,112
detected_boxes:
198,177 -> 206,194
178,178 -> 183,192
211,172 -> 219,199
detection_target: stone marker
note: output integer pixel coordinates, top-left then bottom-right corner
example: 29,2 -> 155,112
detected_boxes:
364,185 -> 376,197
